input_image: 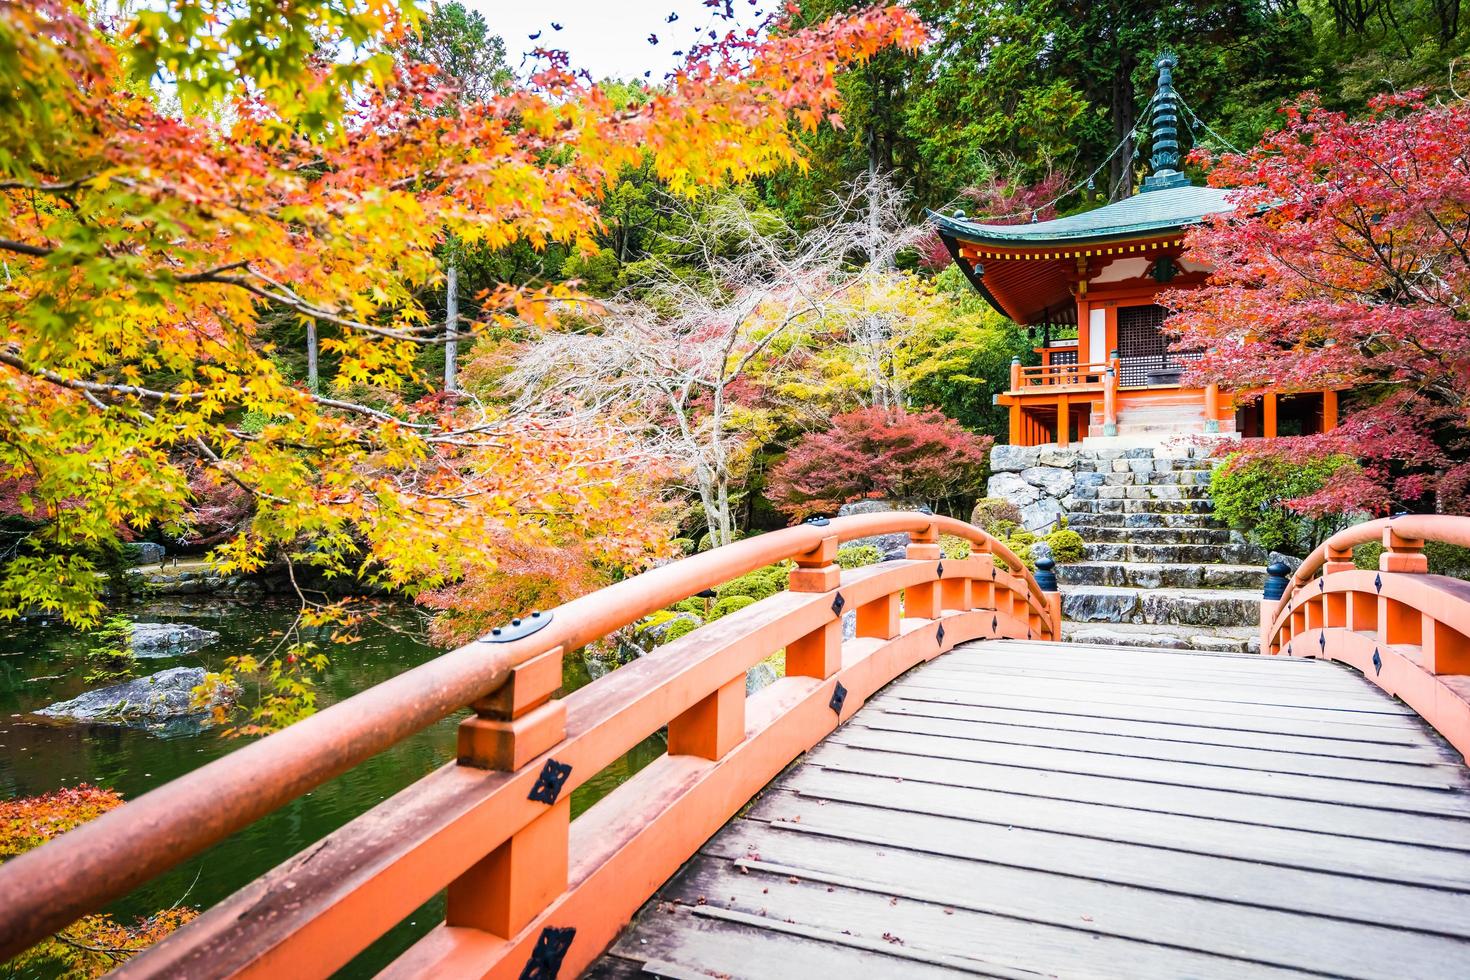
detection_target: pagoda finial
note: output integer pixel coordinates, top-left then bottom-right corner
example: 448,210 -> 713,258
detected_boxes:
1142,52 -> 1189,192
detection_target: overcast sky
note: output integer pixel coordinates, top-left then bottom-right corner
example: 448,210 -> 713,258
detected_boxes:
470,0 -> 770,82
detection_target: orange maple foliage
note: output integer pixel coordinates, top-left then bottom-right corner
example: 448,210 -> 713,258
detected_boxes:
1,785 -> 197,976
0,1 -> 923,728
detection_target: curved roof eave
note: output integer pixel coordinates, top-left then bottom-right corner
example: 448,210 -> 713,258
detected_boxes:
928,185 -> 1239,248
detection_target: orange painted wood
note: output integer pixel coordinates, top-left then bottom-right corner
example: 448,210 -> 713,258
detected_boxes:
445,798 -> 570,940
669,676 -> 746,760
855,594 -> 900,640
472,647 -> 563,721
457,699 -> 567,772
787,620 -> 842,679
31,521 -> 1056,980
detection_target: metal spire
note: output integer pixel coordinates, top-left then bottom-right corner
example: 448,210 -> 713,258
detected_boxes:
1143,52 -> 1190,192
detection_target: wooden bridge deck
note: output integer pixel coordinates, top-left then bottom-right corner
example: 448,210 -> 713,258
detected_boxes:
590,639 -> 1470,979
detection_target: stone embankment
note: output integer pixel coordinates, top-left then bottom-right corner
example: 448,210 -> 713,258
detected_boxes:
987,443 -> 1267,653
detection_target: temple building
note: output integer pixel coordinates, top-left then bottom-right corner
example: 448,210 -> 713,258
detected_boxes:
931,55 -> 1339,448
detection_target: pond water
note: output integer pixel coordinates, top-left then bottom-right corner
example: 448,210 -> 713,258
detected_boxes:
0,598 -> 665,976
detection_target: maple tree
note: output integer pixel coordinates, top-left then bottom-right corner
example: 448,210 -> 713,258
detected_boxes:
1,0 -> 925,727
768,406 -> 993,519
1164,92 -> 1470,515
1,785 -> 197,976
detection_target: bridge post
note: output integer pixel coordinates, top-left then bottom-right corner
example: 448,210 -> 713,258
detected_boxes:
1378,529 -> 1428,647
1035,557 -> 1062,636
787,534 -> 842,678
669,676 -> 745,760
856,593 -> 900,640
457,646 -> 566,770
449,646 -> 570,939
904,521 -> 944,621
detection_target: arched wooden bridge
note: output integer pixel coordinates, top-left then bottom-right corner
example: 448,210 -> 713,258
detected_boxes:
2,513 -> 1470,978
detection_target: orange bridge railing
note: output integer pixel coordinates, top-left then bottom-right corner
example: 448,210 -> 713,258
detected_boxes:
1261,514 -> 1470,761
0,513 -> 1059,978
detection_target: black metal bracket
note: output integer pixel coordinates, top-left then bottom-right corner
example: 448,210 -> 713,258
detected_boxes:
1319,632 -> 1327,653
829,681 -> 847,715
831,591 -> 846,616
1373,648 -> 1383,675
521,925 -> 576,979
936,561 -> 945,579
528,758 -> 572,805
483,610 -> 553,644
991,614 -> 998,633
1375,573 -> 1383,594
936,624 -> 946,647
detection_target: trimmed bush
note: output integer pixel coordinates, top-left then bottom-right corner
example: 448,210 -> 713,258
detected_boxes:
970,497 -> 1022,538
711,595 -> 757,620
671,537 -> 696,556
716,561 -> 791,601
835,545 -> 882,569
662,617 -> 700,643
671,598 -> 705,616
940,535 -> 972,560
1044,528 -> 1085,564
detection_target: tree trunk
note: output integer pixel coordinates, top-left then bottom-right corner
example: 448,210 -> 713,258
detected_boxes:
1108,53 -> 1138,201
306,322 -> 319,394
444,262 -> 459,393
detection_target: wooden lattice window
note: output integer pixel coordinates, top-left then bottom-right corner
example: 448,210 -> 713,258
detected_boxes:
1050,349 -> 1078,367
1117,304 -> 1198,386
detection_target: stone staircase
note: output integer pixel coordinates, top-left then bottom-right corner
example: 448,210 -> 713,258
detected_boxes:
987,443 -> 1269,654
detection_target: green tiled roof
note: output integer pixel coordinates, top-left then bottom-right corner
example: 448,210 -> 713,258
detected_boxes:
930,184 -> 1237,246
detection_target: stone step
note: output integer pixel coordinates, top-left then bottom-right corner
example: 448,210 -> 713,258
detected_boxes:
1080,460 -> 1217,477
1092,484 -> 1212,502
1070,498 -> 1215,515
1084,541 -> 1269,564
1060,561 -> 1265,590
1061,585 -> 1261,628
1085,527 -> 1240,546
1067,511 -> 1225,530
1062,622 -> 1260,655
1087,470 -> 1213,487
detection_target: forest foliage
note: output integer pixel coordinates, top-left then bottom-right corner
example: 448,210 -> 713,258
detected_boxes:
3,0 -> 1469,725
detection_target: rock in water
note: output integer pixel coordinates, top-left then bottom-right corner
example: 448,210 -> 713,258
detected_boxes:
130,622 -> 221,656
38,667 -> 236,724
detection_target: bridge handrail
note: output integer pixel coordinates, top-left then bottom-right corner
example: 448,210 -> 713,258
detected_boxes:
1261,513 -> 1470,763
0,511 -> 1053,969
1268,514 -> 1470,623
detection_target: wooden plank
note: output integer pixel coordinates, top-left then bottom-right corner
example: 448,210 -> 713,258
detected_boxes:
867,696 -> 1451,764
966,639 -> 1324,666
605,901 -> 978,979
936,653 -> 1395,694
660,854 -> 1319,979
697,824 -> 1470,976
778,767 -> 1470,891
848,709 -> 1466,788
825,728 -> 1470,817
883,682 -> 1433,737
904,669 -> 1416,717
807,742 -> 1470,849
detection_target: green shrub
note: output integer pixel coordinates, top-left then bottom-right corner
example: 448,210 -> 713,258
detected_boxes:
717,561 -> 791,601
940,535 -> 972,560
671,537 -> 696,556
711,595 -> 757,620
662,617 -> 700,643
970,498 -> 1023,538
835,545 -> 882,569
671,598 -> 705,616
1044,528 -> 1086,564
1209,453 -> 1357,555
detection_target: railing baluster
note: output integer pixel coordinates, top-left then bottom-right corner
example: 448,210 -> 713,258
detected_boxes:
458,646 -> 566,771
855,593 -> 900,640
669,677 -> 746,760
904,521 -> 944,619
787,534 -> 843,678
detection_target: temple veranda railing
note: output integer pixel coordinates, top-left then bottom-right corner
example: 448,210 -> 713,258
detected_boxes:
0,512 -> 1059,978
1261,514 -> 1470,761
